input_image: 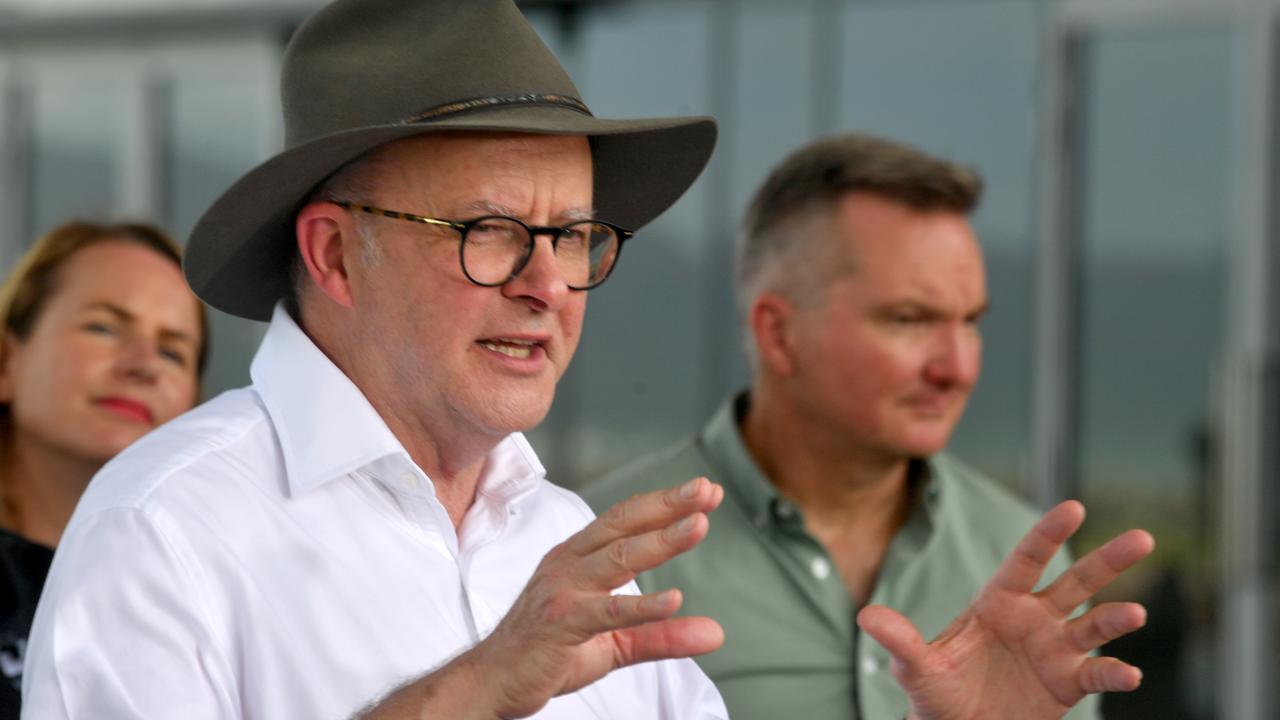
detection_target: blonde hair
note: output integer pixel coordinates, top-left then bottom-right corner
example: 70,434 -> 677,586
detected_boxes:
0,220 -> 209,527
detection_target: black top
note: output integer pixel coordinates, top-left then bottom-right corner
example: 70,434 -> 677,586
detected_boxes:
0,529 -> 54,720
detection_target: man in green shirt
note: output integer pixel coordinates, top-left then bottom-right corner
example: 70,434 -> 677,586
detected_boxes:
583,134 -> 1102,719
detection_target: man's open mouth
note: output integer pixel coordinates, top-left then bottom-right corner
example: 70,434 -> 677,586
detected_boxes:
479,338 -> 540,359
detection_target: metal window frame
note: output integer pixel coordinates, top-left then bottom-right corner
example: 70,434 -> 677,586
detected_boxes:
1039,2 -> 1280,718
0,10 -> 293,259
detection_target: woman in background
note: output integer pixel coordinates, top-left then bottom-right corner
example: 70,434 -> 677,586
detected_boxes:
0,221 -> 207,717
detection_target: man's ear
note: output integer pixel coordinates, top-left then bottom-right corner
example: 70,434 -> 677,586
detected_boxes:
295,201 -> 357,309
750,292 -> 797,377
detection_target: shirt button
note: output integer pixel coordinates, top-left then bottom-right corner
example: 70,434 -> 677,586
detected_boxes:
860,656 -> 878,675
810,557 -> 831,580
401,473 -> 419,488
773,500 -> 795,520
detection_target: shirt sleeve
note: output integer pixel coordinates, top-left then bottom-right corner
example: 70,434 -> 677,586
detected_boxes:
22,507 -> 238,720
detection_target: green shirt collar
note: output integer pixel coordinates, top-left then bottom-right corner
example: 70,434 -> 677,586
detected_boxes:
698,391 -> 945,532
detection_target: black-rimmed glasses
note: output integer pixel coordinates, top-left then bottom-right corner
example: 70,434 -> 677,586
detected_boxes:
333,201 -> 633,290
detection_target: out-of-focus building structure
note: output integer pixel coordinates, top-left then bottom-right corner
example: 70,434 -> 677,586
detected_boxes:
0,1 -> 1274,718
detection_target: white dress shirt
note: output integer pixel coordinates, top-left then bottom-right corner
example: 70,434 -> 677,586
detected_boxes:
22,305 -> 726,720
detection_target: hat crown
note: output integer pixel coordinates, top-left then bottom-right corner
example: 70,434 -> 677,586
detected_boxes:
186,0 -> 715,321
281,0 -> 583,148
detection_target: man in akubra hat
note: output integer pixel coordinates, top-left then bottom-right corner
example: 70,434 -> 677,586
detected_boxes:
22,0 -> 1151,718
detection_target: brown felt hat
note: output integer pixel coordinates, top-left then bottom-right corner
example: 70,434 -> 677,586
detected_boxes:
184,0 -> 717,321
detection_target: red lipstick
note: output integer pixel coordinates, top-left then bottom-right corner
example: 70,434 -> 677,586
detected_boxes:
95,397 -> 154,425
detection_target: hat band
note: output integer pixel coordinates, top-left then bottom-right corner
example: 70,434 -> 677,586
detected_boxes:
401,93 -> 593,124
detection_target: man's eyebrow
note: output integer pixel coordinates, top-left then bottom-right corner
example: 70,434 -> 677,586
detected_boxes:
561,207 -> 596,222
463,200 -> 513,217
82,301 -> 199,345
83,300 -> 131,320
871,298 -> 989,321
462,200 -> 596,222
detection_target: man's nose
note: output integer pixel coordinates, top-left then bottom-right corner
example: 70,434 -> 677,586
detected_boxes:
924,325 -> 981,387
502,236 -> 572,311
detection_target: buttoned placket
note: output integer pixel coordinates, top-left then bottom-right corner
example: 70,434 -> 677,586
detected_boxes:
362,449 -> 539,645
762,495 -> 878,717
453,486 -> 524,641
366,459 -> 510,644
758,497 -> 852,636
857,469 -> 940,718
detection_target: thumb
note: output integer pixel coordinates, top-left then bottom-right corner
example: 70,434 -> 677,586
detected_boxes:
857,604 -> 928,674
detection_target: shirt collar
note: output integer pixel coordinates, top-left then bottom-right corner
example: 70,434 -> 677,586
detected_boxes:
250,304 -> 409,497
699,390 -> 947,530
698,393 -> 786,529
896,456 -> 943,549
248,304 -> 547,501
474,431 -> 546,507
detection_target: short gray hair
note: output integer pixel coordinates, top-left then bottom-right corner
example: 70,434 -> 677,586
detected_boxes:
734,133 -> 983,369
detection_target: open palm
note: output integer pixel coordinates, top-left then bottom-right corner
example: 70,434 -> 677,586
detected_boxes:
859,500 -> 1154,720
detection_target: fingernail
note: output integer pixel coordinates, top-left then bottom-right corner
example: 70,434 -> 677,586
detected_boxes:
680,478 -> 701,498
678,515 -> 697,533
644,589 -> 678,612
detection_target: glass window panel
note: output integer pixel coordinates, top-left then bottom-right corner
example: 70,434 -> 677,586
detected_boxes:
27,83 -> 125,242
838,0 -> 1041,488
730,2 -> 817,215
166,71 -> 276,397
1075,23 -> 1232,720
167,79 -> 268,241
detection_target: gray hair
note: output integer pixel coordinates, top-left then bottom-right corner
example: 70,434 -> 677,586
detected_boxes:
734,133 -> 982,370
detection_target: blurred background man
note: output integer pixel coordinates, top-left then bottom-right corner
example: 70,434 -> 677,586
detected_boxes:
585,134 -> 1094,720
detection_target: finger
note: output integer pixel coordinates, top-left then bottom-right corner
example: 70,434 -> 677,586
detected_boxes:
574,512 -> 710,591
856,605 -> 928,675
1066,602 -> 1147,652
567,478 -> 723,557
1043,529 -> 1155,616
988,500 -> 1086,595
611,615 -> 725,667
1078,656 -> 1143,694
560,588 -> 687,640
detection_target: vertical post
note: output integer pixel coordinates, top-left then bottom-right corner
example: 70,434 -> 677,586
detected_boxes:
811,0 -> 841,137
119,63 -> 162,220
1032,17 -> 1083,508
703,0 -> 738,416
0,61 -> 28,267
144,70 -> 172,224
1220,5 -> 1279,718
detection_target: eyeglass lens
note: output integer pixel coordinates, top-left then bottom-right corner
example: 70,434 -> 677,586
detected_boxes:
461,218 -> 620,289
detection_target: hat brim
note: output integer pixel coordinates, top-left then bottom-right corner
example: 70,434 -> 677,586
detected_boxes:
184,105 -> 716,321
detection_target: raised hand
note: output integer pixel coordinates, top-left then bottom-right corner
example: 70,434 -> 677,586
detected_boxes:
466,476 -> 725,717
858,500 -> 1154,720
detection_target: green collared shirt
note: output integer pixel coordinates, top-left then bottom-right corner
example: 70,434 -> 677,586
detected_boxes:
583,394 -> 1099,720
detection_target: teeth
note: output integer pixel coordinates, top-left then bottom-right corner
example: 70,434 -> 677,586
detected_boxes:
481,340 -> 534,359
